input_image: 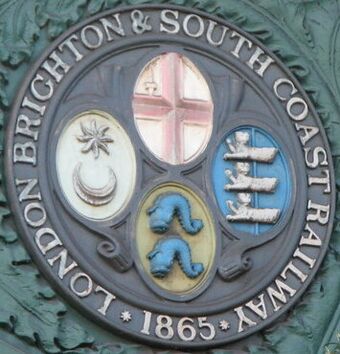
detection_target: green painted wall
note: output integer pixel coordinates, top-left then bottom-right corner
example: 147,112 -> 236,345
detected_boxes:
0,1 -> 338,353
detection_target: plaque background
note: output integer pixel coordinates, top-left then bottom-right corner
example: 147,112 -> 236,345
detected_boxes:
0,0 -> 339,353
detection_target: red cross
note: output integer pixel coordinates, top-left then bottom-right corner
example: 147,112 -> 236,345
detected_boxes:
133,52 -> 213,164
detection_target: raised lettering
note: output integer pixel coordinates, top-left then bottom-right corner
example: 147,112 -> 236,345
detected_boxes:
14,142 -> 36,165
15,114 -> 41,141
304,146 -> 328,168
24,202 -> 46,228
287,96 -> 309,121
81,25 -> 104,49
245,294 -> 268,320
308,169 -> 330,193
273,78 -> 297,101
230,31 -> 252,58
47,248 -> 78,279
70,272 -> 93,297
21,96 -> 46,116
247,47 -> 274,77
267,279 -> 296,311
281,261 -> 307,282
35,228 -> 62,255
300,223 -> 322,247
295,123 -> 319,146
30,74 -> 54,101
95,285 -> 116,316
183,14 -> 204,38
59,34 -> 84,62
99,14 -> 125,40
15,178 -> 41,202
307,200 -> 330,225
206,20 -> 228,47
234,306 -> 257,333
42,51 -> 70,83
293,248 -> 316,268
160,10 -> 180,34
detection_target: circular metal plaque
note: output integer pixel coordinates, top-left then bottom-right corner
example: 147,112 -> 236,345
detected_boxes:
4,4 -> 335,349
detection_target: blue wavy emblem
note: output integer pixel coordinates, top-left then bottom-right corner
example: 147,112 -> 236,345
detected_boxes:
147,193 -> 203,235
147,236 -> 204,279
147,193 -> 204,279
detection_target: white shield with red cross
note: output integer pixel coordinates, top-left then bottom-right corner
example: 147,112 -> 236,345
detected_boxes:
133,52 -> 213,165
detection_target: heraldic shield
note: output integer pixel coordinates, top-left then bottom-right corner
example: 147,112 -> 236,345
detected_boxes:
4,5 -> 335,349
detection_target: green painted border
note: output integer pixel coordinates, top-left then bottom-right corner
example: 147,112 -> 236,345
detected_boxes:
0,1 -> 339,353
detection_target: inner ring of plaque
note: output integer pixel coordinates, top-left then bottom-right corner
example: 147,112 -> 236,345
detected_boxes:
132,52 -> 214,165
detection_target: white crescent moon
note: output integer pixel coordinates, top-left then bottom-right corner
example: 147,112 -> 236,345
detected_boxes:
73,162 -> 117,206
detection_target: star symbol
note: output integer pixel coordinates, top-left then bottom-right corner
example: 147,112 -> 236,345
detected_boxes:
77,120 -> 114,159
219,320 -> 230,331
120,311 -> 132,322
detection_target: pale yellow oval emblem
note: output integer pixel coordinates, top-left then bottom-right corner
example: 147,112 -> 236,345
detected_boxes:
135,183 -> 216,299
56,110 -> 136,220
